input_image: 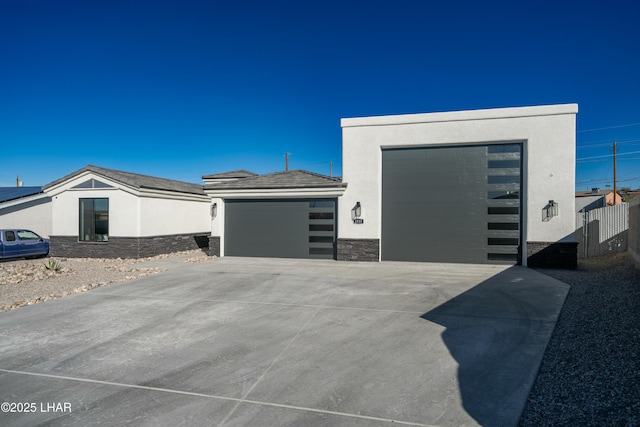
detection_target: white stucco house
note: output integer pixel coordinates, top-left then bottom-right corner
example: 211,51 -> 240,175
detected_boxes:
337,103 -> 578,268
205,103 -> 578,268
42,165 -> 211,258
2,103 -> 577,267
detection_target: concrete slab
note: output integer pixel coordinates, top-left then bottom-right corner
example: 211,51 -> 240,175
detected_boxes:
0,257 -> 569,426
0,371 -> 237,426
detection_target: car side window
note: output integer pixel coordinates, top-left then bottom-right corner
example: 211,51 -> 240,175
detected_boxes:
17,230 -> 39,240
5,231 -> 16,241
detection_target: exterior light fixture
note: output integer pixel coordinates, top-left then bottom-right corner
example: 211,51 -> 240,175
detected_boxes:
542,200 -> 558,221
354,201 -> 362,217
352,201 -> 363,224
211,203 -> 217,218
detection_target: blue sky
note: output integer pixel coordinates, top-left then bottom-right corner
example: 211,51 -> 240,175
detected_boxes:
2,0 -> 639,190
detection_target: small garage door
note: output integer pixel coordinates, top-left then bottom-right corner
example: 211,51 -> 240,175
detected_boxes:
225,199 -> 336,259
382,143 -> 522,264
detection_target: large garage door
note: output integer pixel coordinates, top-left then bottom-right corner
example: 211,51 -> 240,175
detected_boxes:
225,199 -> 336,259
382,143 -> 522,264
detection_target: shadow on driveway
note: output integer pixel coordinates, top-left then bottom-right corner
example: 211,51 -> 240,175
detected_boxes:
421,266 -> 569,426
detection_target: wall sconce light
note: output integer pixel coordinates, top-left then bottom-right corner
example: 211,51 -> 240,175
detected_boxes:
352,201 -> 364,224
353,201 -> 361,218
542,200 -> 558,221
210,203 -> 217,218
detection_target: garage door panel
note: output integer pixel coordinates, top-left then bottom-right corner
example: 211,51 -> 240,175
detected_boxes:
382,144 -> 522,264
225,199 -> 336,259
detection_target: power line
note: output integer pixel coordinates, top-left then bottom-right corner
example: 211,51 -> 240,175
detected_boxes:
576,150 -> 640,161
577,142 -> 617,149
578,138 -> 640,149
577,160 -> 608,164
617,176 -> 640,183
577,172 -> 640,184
577,122 -> 640,133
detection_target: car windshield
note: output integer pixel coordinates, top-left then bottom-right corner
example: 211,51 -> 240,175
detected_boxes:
17,230 -> 40,240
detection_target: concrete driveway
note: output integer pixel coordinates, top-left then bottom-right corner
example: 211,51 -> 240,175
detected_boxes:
0,257 -> 568,426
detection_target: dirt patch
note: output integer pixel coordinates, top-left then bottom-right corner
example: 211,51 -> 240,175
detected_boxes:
0,250 -> 215,312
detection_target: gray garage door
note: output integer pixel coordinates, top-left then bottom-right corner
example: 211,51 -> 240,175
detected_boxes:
225,199 -> 336,259
382,143 -> 522,264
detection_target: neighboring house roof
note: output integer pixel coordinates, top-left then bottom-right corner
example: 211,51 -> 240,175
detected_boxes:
202,170 -> 258,179
43,165 -> 205,195
204,170 -> 345,190
624,191 -> 640,200
575,190 -> 619,198
0,186 -> 43,203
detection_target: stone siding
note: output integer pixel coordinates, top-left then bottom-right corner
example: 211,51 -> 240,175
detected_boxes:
526,241 -> 578,269
208,236 -> 220,257
337,238 -> 379,262
50,233 -> 209,259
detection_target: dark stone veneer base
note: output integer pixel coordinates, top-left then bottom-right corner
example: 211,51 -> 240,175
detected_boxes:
337,238 -> 380,262
50,233 -> 209,259
208,236 -> 220,257
527,241 -> 578,269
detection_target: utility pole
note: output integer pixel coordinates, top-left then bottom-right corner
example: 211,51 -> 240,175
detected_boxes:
613,141 -> 617,205
329,161 -> 333,177
285,152 -> 291,171
16,174 -> 19,187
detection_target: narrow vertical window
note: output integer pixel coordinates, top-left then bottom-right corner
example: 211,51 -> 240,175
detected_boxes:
79,198 -> 109,242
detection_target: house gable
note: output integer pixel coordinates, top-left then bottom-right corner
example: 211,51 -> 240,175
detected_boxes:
44,166 -> 211,258
72,179 -> 114,189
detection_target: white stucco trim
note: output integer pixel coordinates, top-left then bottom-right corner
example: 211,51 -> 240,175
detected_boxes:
45,171 -> 136,197
205,187 -> 346,199
138,187 -> 210,202
46,171 -> 208,202
0,193 -> 49,210
341,104 -> 579,128
210,197 -> 225,256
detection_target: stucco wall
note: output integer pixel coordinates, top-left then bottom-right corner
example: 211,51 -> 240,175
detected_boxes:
629,198 -> 640,270
51,188 -> 140,237
139,196 -> 210,236
339,104 -> 578,265
210,197 -> 225,256
47,171 -> 210,240
0,197 -> 52,237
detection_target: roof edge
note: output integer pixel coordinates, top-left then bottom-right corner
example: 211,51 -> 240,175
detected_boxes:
341,103 -> 579,128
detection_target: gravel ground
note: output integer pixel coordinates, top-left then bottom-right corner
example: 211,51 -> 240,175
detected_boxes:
519,252 -> 640,426
0,250 -> 214,312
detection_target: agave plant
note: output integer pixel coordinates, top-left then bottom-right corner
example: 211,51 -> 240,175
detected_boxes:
43,258 -> 62,272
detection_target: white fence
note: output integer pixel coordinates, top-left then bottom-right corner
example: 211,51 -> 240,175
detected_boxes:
576,203 -> 629,258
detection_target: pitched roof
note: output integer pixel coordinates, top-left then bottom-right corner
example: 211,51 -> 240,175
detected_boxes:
575,190 -> 618,197
0,186 -> 43,203
202,170 -> 258,179
43,165 -> 205,195
204,170 -> 345,190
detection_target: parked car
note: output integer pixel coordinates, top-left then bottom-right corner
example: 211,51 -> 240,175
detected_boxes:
0,229 -> 50,259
